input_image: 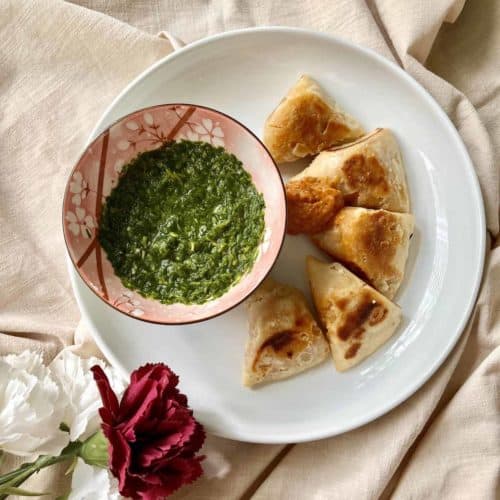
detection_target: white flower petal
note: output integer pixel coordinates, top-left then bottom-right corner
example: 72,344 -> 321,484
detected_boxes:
68,222 -> 80,236
0,351 -> 69,459
200,134 -> 211,143
117,140 -> 130,151
73,172 -> 83,183
186,130 -> 199,141
3,350 -> 44,373
75,207 -> 86,222
212,137 -> 225,147
202,118 -> 213,132
125,120 -> 139,131
65,211 -> 77,223
50,351 -> 125,442
212,126 -> 224,138
69,459 -> 122,500
131,308 -> 144,317
71,193 -> 82,206
84,215 -> 95,230
69,182 -> 81,194
144,113 -> 154,126
193,124 -> 207,135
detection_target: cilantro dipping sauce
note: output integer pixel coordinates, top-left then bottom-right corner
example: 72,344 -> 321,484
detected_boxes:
99,140 -> 265,305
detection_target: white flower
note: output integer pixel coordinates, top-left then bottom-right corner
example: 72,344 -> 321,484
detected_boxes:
113,292 -> 145,317
117,139 -> 130,151
50,351 -> 125,442
0,351 -> 69,458
69,172 -> 89,206
125,120 -> 139,131
181,119 -> 225,146
69,458 -> 122,500
66,208 -> 95,238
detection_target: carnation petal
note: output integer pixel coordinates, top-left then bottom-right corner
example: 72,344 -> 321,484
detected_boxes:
183,422 -> 206,456
50,351 -> 124,441
120,364 -> 180,439
144,456 -> 204,498
69,458 -> 122,500
119,378 -> 159,441
129,363 -> 178,387
137,431 -> 184,468
0,351 -> 69,458
91,365 -> 120,421
108,428 -> 132,492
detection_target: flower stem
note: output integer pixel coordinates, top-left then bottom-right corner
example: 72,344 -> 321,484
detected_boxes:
0,442 -> 82,498
0,455 -> 71,499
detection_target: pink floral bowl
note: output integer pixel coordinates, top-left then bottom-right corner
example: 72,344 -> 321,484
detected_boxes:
63,104 -> 286,324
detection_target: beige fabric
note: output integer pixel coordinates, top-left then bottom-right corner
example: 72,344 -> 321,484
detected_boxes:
0,0 -> 498,499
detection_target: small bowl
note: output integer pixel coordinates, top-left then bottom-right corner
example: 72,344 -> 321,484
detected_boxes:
63,104 -> 286,324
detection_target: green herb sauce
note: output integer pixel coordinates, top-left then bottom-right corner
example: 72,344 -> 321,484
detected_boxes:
99,140 -> 265,305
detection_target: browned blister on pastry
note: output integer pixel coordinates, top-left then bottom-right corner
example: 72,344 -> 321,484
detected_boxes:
285,177 -> 344,235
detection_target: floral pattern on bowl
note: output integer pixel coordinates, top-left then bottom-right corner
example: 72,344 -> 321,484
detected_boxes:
63,104 -> 286,324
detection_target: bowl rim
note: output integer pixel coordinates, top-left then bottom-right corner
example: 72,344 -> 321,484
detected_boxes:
62,102 -> 287,326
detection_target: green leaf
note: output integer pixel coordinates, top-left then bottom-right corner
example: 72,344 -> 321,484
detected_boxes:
55,494 -> 69,500
0,486 -> 49,496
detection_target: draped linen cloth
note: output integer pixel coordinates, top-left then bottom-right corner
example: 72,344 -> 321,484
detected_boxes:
0,0 -> 498,498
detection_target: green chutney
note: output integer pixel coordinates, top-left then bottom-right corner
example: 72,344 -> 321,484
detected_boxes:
99,140 -> 265,305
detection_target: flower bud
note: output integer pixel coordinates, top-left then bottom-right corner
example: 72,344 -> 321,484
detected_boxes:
78,430 -> 109,469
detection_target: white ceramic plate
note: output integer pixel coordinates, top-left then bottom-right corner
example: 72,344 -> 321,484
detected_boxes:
69,27 -> 485,443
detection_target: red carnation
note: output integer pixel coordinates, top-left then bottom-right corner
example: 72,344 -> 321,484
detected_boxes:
91,363 -> 205,499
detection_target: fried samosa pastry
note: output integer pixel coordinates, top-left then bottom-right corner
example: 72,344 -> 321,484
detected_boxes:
312,207 -> 414,298
243,278 -> 329,386
264,75 -> 365,163
307,257 -> 402,371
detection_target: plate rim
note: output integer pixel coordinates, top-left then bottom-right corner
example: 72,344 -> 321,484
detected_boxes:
72,26 -> 486,444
